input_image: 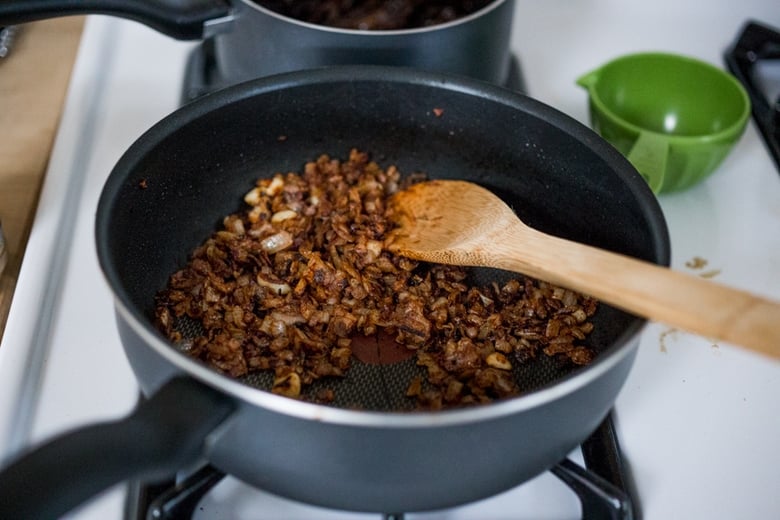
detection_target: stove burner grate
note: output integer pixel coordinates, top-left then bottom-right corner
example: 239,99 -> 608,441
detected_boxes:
725,20 -> 780,174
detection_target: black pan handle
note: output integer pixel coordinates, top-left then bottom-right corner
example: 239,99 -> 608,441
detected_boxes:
0,376 -> 236,519
0,0 -> 232,40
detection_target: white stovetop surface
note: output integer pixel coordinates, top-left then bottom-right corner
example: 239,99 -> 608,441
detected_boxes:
1,2 -> 779,519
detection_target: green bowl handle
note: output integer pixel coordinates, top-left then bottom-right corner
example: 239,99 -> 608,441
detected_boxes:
627,131 -> 669,193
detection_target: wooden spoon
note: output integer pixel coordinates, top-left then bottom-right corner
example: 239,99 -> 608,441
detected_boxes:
386,179 -> 780,361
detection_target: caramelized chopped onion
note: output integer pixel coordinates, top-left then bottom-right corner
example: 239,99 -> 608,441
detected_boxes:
154,149 -> 598,409
260,231 -> 293,253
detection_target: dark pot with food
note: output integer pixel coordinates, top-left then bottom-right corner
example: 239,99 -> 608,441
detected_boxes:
0,66 -> 669,518
0,0 -> 516,86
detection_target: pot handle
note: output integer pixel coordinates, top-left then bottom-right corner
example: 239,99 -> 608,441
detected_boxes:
0,0 -> 232,40
0,376 -> 235,519
626,130 -> 669,193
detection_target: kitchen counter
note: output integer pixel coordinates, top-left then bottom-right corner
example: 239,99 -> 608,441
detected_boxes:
0,17 -> 84,340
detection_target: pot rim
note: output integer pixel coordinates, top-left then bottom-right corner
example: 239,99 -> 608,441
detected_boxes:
239,0 -> 509,35
578,51 -> 751,143
97,65 -> 668,429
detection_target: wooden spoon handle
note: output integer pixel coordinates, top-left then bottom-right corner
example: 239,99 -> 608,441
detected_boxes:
495,225 -> 780,360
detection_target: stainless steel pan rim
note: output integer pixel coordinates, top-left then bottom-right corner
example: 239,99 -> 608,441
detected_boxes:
240,0 -> 508,36
114,296 -> 646,428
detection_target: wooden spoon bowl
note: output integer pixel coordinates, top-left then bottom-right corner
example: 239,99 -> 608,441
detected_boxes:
387,180 -> 780,360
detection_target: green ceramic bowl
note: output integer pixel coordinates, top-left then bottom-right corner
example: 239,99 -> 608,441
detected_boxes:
577,52 -> 750,193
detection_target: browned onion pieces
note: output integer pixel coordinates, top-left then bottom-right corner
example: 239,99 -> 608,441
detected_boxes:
154,149 -> 598,409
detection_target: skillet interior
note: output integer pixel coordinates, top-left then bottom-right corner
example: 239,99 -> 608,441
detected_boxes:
97,67 -> 669,412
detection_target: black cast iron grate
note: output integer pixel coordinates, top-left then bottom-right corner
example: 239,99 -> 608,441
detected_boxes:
725,20 -> 780,174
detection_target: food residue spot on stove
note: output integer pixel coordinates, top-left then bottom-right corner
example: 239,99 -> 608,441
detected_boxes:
658,327 -> 678,353
684,256 -> 721,279
659,327 -> 722,355
685,256 -> 708,269
698,269 -> 722,279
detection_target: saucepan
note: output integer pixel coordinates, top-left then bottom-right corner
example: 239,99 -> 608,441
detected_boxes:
0,0 -> 516,86
0,67 -> 669,518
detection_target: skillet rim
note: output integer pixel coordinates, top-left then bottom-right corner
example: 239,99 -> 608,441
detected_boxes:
96,65 -> 670,427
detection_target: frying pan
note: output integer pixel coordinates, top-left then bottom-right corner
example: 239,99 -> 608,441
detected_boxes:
0,67 -> 669,518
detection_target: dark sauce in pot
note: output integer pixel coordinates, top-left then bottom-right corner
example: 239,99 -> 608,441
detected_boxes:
254,0 -> 495,30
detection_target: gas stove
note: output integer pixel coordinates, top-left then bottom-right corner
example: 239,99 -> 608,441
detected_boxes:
1,3 -> 780,520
